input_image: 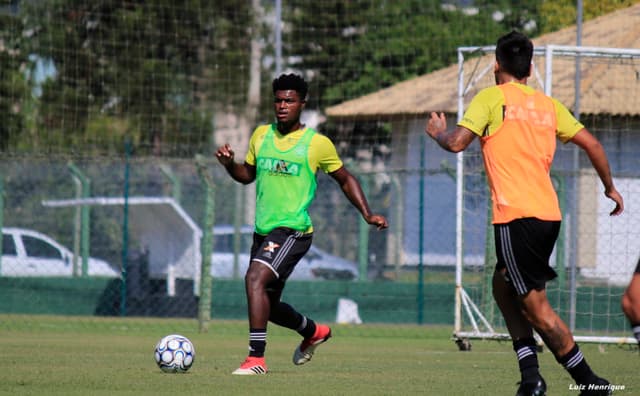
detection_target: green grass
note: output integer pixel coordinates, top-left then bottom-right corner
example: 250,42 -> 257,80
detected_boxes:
0,315 -> 638,396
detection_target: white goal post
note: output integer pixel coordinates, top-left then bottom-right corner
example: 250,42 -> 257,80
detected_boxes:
453,44 -> 640,348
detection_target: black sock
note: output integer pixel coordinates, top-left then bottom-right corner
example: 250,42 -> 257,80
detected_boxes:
513,337 -> 541,383
248,328 -> 266,358
632,323 -> 640,346
268,302 -> 316,338
297,316 -> 316,339
556,343 -> 597,385
270,301 -> 305,329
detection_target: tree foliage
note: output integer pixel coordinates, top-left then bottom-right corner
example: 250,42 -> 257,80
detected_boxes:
539,0 -> 639,33
0,1 -> 636,156
0,11 -> 31,151
284,0 -> 541,109
20,0 -> 254,156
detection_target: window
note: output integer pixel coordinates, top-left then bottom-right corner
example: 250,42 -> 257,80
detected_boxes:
213,230 -> 252,253
22,235 -> 63,259
2,234 -> 17,256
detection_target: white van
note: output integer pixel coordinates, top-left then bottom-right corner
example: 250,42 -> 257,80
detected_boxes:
1,227 -> 120,277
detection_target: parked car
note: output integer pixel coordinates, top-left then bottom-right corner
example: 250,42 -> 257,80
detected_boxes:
1,227 -> 120,277
211,225 -> 359,281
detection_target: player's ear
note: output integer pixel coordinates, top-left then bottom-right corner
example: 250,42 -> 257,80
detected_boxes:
494,61 -> 499,73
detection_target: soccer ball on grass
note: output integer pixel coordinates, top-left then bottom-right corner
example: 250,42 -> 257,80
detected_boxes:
154,334 -> 195,373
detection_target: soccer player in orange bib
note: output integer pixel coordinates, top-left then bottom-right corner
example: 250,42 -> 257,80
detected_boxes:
425,31 -> 623,396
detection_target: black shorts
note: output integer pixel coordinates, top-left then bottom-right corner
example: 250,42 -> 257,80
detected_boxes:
250,227 -> 313,291
635,257 -> 640,274
494,217 -> 560,295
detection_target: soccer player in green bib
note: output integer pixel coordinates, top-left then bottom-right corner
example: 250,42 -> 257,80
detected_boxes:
216,73 -> 388,375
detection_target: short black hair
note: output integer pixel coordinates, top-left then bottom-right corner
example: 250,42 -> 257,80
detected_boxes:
495,31 -> 533,79
272,73 -> 308,100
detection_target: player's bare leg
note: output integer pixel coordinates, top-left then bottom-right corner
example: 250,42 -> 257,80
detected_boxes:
519,286 -> 611,394
493,269 -> 546,396
519,288 -> 573,355
621,272 -> 640,346
232,261 -> 274,375
493,269 -> 535,338
245,261 -> 275,329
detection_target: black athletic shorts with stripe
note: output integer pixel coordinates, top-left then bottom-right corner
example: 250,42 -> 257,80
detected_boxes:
250,227 -> 313,292
494,217 -> 561,296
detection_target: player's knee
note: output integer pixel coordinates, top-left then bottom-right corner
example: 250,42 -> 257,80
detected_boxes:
529,314 -> 555,333
520,302 -> 555,331
244,266 -> 263,288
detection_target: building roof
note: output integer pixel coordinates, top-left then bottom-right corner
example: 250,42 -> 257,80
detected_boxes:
325,4 -> 640,120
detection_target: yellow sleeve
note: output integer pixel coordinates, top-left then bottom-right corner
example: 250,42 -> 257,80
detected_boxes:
244,125 -> 270,166
458,86 -> 504,137
309,133 -> 343,174
553,98 -> 584,143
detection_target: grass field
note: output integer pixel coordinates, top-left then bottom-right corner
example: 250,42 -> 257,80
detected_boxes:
0,315 -> 637,396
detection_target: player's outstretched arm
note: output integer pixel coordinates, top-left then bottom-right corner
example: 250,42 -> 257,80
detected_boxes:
570,129 -> 624,216
424,112 -> 476,153
329,167 -> 388,230
215,144 -> 256,184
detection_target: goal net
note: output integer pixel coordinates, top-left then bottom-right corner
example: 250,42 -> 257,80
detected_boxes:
453,44 -> 640,348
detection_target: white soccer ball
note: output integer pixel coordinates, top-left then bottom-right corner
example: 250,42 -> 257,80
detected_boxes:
154,334 -> 195,373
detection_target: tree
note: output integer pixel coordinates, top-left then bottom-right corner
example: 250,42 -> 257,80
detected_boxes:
283,0 -> 541,110
539,0 -> 639,34
20,0 -> 254,157
0,9 -> 31,150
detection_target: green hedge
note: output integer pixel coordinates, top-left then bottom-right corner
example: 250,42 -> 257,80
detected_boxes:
0,277 -> 627,331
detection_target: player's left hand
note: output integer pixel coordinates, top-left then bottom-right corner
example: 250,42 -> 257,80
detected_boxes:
605,187 -> 624,216
365,214 -> 388,230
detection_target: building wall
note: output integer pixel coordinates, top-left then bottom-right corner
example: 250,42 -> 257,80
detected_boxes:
394,114 -> 640,283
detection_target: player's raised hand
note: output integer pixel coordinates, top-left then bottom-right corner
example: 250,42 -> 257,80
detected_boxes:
425,112 -> 447,138
215,144 -> 235,166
